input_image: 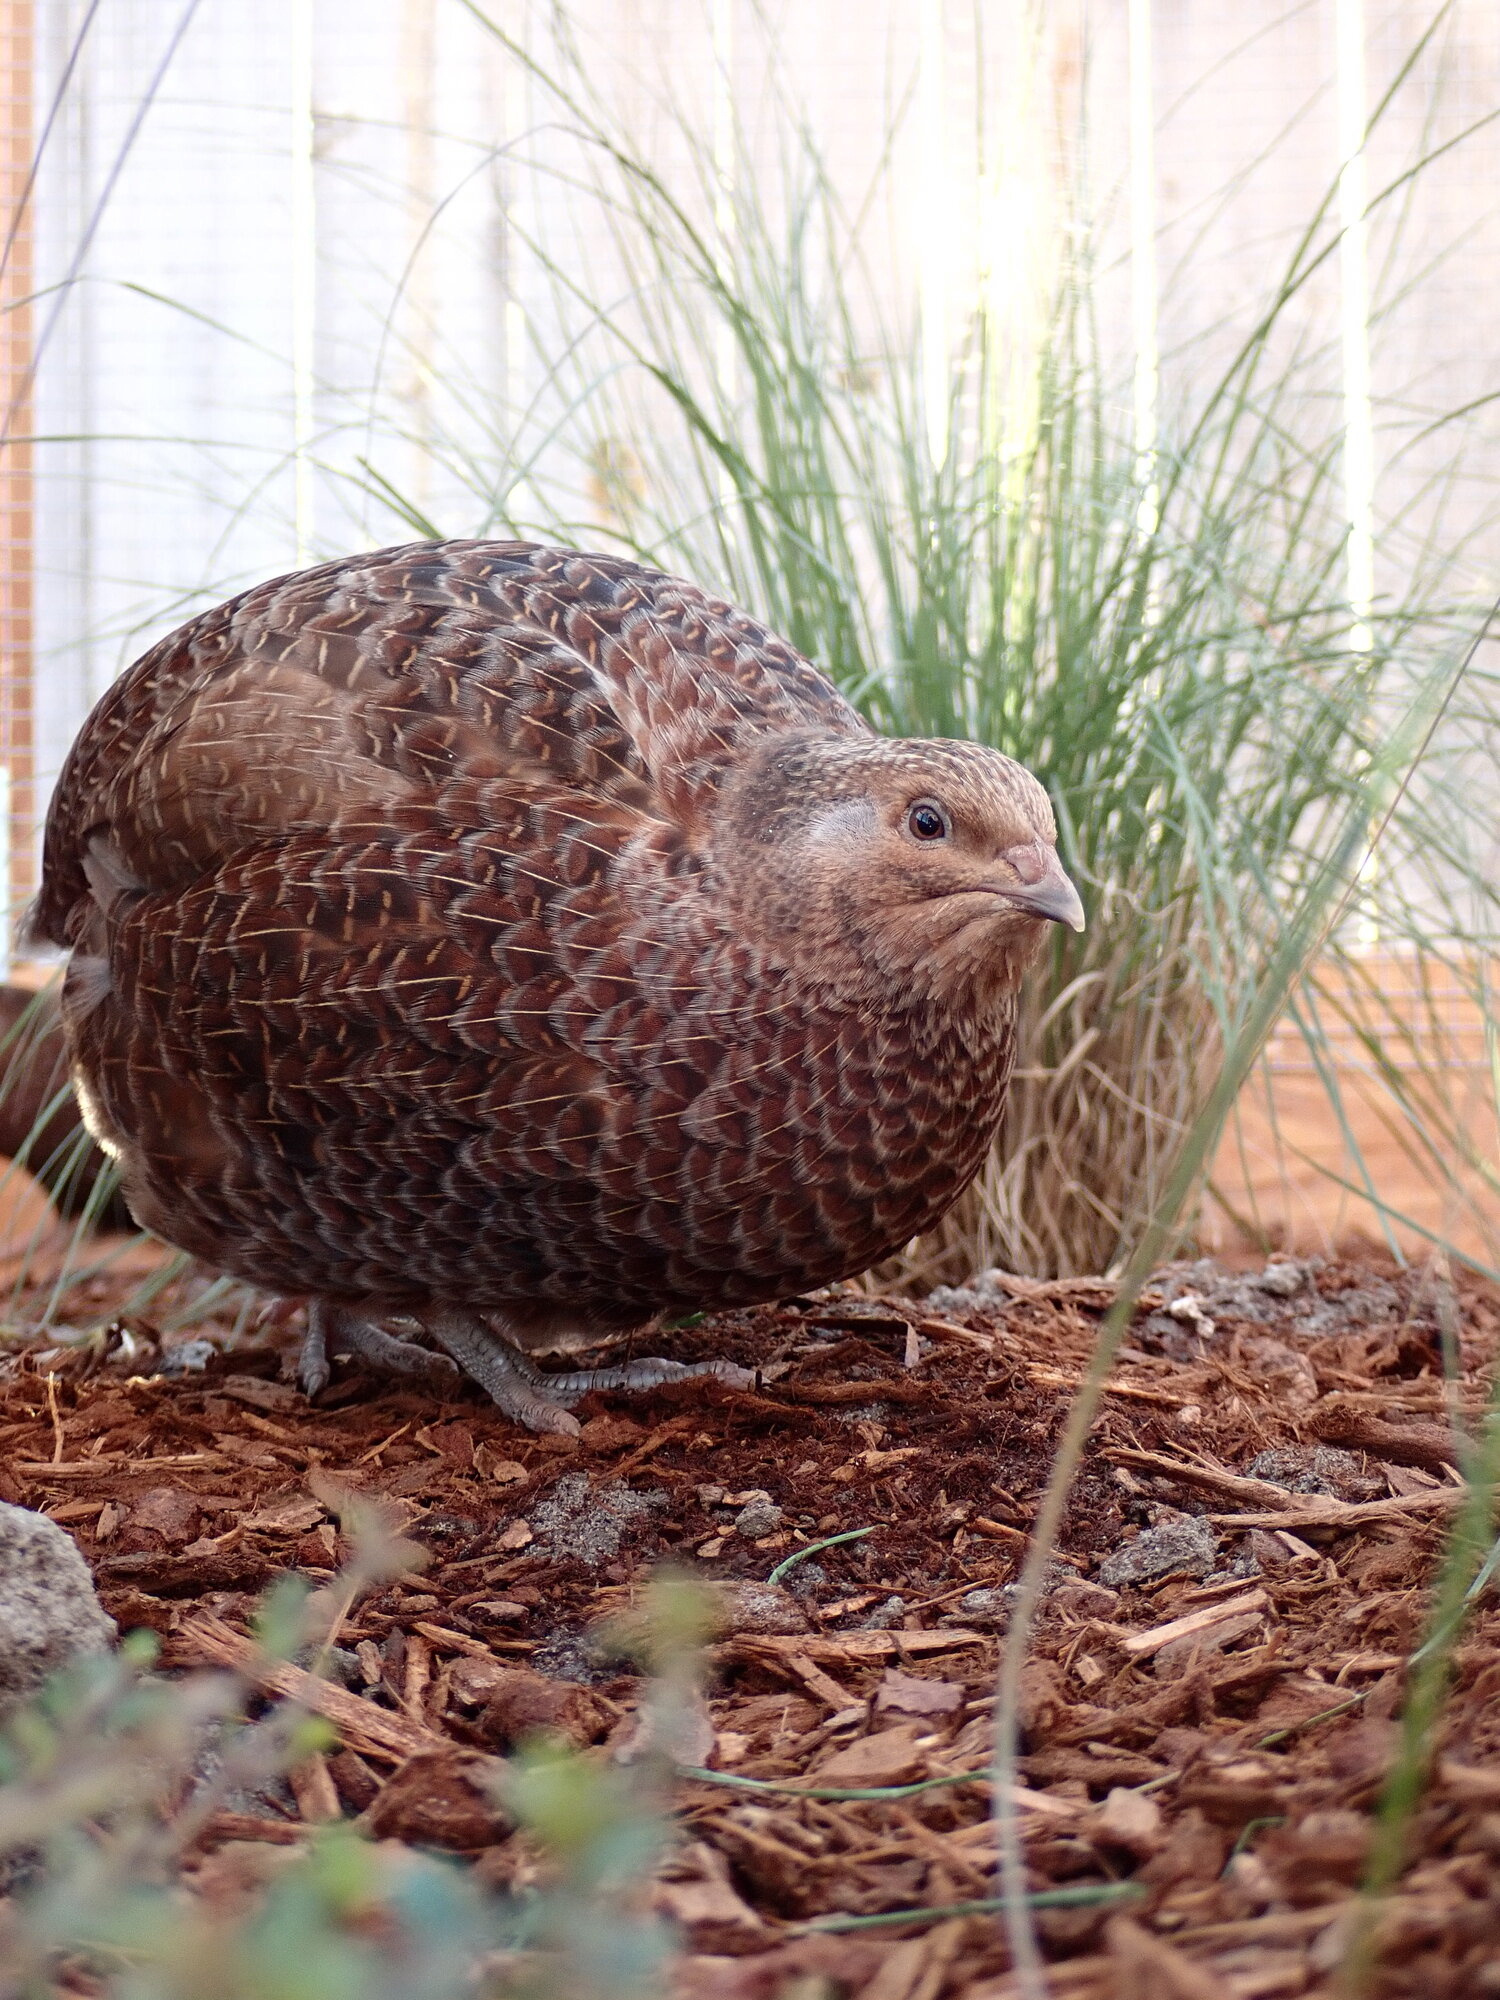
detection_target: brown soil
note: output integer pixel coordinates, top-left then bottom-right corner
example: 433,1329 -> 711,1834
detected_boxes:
4,1243 -> 1500,1998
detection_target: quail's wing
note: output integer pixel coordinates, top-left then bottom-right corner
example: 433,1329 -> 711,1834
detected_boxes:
437,541 -> 871,823
36,538 -> 866,945
35,541 -> 654,943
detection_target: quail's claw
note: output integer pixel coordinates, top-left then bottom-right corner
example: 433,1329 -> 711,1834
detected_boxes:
428,1312 -> 583,1434
297,1301 -> 461,1400
340,1316 -> 462,1384
297,1300 -> 333,1399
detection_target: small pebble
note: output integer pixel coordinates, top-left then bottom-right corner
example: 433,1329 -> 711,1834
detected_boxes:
733,1500 -> 783,1539
1247,1445 -> 1380,1501
467,1599 -> 530,1626
856,1594 -> 906,1630
947,1587 -> 1011,1630
1097,1516 -> 1219,1587
711,1581 -> 809,1636
783,1559 -> 828,1600
0,1503 -> 117,1717
158,1339 -> 216,1376
292,1643 -> 361,1689
1255,1260 -> 1307,1297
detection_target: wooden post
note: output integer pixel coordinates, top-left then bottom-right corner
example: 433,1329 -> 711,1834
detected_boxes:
0,0 -> 31,960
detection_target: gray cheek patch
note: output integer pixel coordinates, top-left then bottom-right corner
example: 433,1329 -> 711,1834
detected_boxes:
802,797 -> 881,847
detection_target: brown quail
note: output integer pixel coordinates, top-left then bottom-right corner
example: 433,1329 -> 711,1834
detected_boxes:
35,540 -> 1084,1431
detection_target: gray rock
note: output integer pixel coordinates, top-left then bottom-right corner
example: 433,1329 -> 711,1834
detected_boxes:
712,1581 -> 808,1636
1141,1257 -> 1403,1345
941,1562 -> 1081,1630
159,1338 -> 216,1376
924,1284 -> 991,1318
1254,1260 -> 1307,1298
855,1595 -> 907,1630
0,1503 -> 116,1715
530,1627 -> 621,1685
1051,1579 -> 1121,1619
292,1642 -> 363,1689
530,1472 -> 666,1567
946,1587 -> 1010,1629
783,1559 -> 828,1600
1246,1445 -> 1382,1502
1097,1516 -> 1219,1588
733,1500 -> 783,1539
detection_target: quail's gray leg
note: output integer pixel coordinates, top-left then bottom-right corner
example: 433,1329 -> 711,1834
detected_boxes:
298,1300 -> 461,1399
427,1311 -> 754,1437
297,1301 -> 335,1398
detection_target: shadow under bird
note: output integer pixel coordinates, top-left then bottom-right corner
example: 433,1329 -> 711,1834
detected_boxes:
35,541 -> 1084,1433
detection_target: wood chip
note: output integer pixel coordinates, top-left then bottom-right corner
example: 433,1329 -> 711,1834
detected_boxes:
856,1915 -> 968,2000
1120,1590 -> 1269,1661
914,1315 -> 996,1346
1437,1758 -> 1500,1803
988,1273 -> 1119,1306
288,1751 -> 342,1824
15,1453 -> 228,1478
1209,1486 -> 1466,1531
783,1652 -> 859,1710
190,1812 -> 306,1850
1385,1462 -> 1440,1495
217,1376 -> 307,1413
1104,1446 -> 1299,1510
1154,1609 -> 1267,1675
1092,1784 -> 1164,1855
813,1724 -> 926,1788
1028,1366 -> 1195,1410
1105,1913 -> 1235,1999
169,1613 -> 442,1764
972,1515 -> 1026,1542
873,1669 -> 965,1720
944,1784 -> 1080,1824
401,1632 -> 432,1719
242,1495 -> 324,1534
650,1841 -> 775,1953
410,1619 -> 538,1660
1311,1404 -> 1461,1471
717,1628 -> 987,1666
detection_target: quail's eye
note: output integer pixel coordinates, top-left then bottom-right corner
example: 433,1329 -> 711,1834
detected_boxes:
906,799 -> 951,841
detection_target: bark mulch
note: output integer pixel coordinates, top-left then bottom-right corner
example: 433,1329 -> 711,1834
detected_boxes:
3,1243 -> 1500,1998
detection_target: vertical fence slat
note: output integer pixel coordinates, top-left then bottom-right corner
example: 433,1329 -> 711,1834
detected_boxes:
0,0 -> 30,970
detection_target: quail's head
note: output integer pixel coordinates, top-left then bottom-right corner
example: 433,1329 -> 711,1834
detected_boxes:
717,731 -> 1084,1006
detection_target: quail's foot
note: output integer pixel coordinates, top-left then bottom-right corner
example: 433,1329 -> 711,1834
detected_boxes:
297,1300 -> 753,1435
428,1310 -> 755,1436
297,1299 -> 461,1399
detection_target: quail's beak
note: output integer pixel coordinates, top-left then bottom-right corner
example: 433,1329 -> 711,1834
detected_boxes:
998,843 -> 1087,933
